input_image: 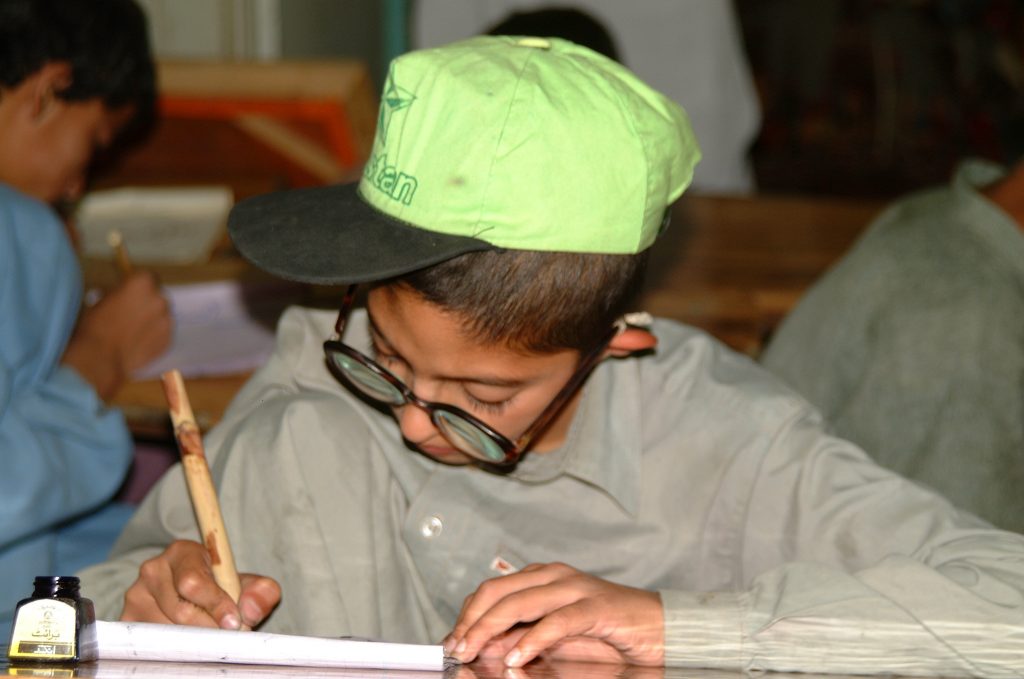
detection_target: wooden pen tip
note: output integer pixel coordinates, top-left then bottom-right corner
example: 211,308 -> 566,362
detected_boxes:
106,229 -> 123,248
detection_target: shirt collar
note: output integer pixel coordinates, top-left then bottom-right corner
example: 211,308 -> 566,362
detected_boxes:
953,157 -> 1005,191
509,354 -> 644,516
952,158 -> 1024,277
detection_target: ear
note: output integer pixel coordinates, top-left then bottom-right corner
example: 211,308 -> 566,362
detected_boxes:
605,327 -> 657,358
30,61 -> 73,119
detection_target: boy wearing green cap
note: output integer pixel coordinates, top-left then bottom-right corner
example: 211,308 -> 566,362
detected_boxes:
80,37 -> 1024,675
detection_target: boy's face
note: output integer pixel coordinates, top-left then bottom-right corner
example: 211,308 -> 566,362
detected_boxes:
0,63 -> 135,205
9,98 -> 134,205
366,285 -> 585,465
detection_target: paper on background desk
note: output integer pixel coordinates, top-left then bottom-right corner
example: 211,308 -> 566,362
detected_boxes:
76,186 -> 233,264
134,279 -> 297,380
94,620 -> 446,671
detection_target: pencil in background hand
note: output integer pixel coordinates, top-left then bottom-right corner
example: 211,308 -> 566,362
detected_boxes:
107,228 -> 133,278
161,369 -> 242,604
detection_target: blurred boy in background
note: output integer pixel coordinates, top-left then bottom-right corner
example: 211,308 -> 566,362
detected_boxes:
762,159 -> 1024,534
0,0 -> 171,626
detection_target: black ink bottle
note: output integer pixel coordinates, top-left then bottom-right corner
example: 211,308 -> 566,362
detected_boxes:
7,576 -> 97,665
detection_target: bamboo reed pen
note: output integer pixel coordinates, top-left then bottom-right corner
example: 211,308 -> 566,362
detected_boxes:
106,229 -> 133,278
161,369 -> 242,603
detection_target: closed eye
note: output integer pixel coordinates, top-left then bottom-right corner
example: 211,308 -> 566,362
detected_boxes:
368,323 -> 517,415
463,390 -> 513,415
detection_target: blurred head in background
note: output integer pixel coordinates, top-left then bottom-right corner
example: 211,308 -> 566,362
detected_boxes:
0,0 -> 155,205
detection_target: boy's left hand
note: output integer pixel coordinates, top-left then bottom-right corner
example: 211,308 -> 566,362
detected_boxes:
444,562 -> 664,667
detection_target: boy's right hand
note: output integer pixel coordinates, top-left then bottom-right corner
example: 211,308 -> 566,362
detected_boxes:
120,540 -> 281,630
63,270 -> 172,400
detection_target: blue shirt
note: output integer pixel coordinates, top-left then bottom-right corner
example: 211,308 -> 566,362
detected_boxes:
0,184 -> 133,623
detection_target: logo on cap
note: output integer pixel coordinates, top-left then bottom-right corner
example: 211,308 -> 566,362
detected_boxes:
364,67 -> 419,206
378,66 -> 415,146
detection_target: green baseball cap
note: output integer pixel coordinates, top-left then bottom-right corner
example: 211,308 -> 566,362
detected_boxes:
229,35 -> 701,285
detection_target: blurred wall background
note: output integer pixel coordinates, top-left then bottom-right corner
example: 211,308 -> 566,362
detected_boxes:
136,0 -> 1024,200
136,0 -> 386,77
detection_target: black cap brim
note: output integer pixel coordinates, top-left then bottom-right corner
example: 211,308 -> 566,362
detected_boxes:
228,183 -> 495,285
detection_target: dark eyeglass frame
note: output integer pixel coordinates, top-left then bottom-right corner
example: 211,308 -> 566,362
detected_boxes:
323,284 -> 641,466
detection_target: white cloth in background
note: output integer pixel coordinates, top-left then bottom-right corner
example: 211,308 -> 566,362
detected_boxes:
412,0 -> 761,195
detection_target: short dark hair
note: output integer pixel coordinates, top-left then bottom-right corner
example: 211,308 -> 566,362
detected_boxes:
388,249 -> 648,354
0,0 -> 155,118
486,7 -> 620,63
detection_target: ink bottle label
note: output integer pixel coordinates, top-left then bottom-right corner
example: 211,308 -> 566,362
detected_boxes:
8,600 -> 77,660
7,576 -> 96,665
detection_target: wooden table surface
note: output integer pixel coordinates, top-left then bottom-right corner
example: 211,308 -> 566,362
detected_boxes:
82,248 -> 338,439
0,654 -> 922,679
641,191 -> 884,355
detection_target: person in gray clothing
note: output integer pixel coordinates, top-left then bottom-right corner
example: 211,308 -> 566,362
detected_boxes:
761,159 -> 1024,533
80,40 -> 1024,677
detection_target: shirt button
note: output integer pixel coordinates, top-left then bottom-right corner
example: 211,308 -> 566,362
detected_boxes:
420,516 -> 443,538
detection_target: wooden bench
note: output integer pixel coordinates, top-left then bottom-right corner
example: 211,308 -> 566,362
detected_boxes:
94,59 -> 378,197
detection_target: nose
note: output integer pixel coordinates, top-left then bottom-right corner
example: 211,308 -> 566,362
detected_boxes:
395,401 -> 439,445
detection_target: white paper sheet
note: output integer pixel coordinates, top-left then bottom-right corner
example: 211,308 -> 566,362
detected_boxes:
134,280 -> 298,380
65,660 -> 447,678
94,621 -> 446,671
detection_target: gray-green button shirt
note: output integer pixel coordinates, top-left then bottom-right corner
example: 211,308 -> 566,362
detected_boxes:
761,160 -> 1024,534
80,306 -> 1024,677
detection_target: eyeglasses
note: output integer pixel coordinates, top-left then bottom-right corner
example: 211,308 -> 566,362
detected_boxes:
323,285 -> 647,467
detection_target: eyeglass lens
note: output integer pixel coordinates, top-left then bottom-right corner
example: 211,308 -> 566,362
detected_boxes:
329,352 -> 405,405
434,411 -> 508,462
328,348 -> 509,463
